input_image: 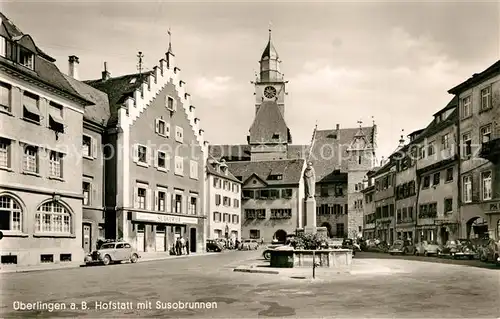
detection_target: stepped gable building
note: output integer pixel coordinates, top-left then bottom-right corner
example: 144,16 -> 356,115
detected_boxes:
85,37 -> 208,254
226,159 -> 305,242
310,123 -> 377,238
0,13 -> 94,268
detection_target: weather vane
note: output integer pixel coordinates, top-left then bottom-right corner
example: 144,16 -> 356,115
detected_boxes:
357,120 -> 363,127
167,27 -> 172,52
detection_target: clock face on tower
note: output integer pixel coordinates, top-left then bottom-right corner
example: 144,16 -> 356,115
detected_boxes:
263,86 -> 277,99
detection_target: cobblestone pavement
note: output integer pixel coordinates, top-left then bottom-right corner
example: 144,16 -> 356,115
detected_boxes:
1,249 -> 499,318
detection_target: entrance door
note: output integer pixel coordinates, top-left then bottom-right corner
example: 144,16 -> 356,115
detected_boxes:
156,226 -> 166,252
190,228 -> 196,253
136,225 -> 145,252
83,223 -> 91,253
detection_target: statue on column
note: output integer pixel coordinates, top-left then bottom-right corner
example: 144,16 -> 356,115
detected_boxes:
304,161 -> 316,199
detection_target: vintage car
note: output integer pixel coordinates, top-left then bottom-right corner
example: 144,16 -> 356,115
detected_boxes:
262,235 -> 296,260
478,239 -> 500,264
439,239 -> 476,259
239,239 -> 259,251
388,239 -> 415,255
206,239 -> 224,252
85,241 -> 140,265
414,240 -> 440,256
341,238 -> 361,255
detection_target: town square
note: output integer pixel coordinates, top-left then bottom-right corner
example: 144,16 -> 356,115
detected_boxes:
0,1 -> 499,318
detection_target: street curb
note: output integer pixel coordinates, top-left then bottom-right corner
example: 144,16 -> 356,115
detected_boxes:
139,253 -> 210,263
233,268 -> 279,274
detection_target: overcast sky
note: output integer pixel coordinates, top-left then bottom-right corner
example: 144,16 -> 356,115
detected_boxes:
3,1 -> 499,160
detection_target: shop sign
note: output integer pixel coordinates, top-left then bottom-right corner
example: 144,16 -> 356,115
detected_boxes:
134,212 -> 198,225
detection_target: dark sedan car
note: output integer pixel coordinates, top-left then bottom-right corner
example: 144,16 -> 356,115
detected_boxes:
206,239 -> 223,252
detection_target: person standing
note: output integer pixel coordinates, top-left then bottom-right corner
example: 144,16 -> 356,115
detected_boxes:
186,239 -> 190,255
180,236 -> 186,255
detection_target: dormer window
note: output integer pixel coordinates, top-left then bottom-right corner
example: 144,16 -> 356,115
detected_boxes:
19,47 -> 34,70
268,174 -> 283,181
327,133 -> 337,139
272,133 -> 280,140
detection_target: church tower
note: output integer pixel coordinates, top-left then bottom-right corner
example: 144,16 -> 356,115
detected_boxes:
248,28 -> 291,161
347,122 -> 376,238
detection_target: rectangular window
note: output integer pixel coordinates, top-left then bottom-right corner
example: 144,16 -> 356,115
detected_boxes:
189,197 -> 197,215
175,194 -> 182,213
215,194 -> 221,206
0,138 -> 11,168
49,151 -> 62,178
175,126 -> 183,143
336,223 -> 345,238
232,214 -> 239,224
82,135 -> 92,158
321,185 -> 329,197
433,172 -> 440,186
155,119 -> 168,137
0,82 -> 11,112
190,160 -> 198,179
233,198 -> 239,208
83,182 -> 91,206
223,196 -> 230,206
480,124 -> 492,143
446,167 -> 453,182
270,209 -> 292,219
213,212 -> 221,222
23,145 -> 38,173
166,96 -> 175,111
256,209 -> 266,219
462,132 -> 472,157
463,176 -> 472,203
335,185 -> 343,196
427,141 -> 435,156
258,189 -> 269,199
245,209 -> 256,219
158,191 -> 166,212
157,151 -> 167,170
442,134 -> 450,149
461,96 -> 471,118
23,92 -> 40,123
423,176 -> 430,188
481,171 -> 492,200
19,47 -> 34,69
137,188 -> 146,209
174,156 -> 184,176
138,145 -> 147,164
481,86 -> 492,110
249,229 -> 260,239
419,146 -> 426,159
444,198 -> 453,213
48,102 -> 64,133
281,189 -> 293,198
242,190 -> 254,199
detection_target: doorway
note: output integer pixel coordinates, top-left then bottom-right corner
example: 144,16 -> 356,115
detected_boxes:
274,229 -> 287,243
190,228 -> 197,253
82,223 -> 91,253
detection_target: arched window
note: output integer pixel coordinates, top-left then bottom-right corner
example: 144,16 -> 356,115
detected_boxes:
36,201 -> 71,233
0,195 -> 22,231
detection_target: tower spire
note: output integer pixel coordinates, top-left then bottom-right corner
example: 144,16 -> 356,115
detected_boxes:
167,27 -> 173,53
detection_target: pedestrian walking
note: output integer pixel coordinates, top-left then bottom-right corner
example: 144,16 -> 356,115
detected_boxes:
186,239 -> 190,255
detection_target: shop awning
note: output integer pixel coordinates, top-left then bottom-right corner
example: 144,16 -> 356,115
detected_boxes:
24,102 -> 40,116
49,109 -> 64,126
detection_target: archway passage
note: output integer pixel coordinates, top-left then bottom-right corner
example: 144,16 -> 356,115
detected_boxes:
320,222 -> 332,238
274,229 -> 287,243
466,217 -> 488,239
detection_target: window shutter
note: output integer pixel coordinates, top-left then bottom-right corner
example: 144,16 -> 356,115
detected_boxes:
173,98 -> 177,111
154,190 -> 159,211
472,174 -> 480,202
92,184 -> 97,206
92,137 -> 98,159
186,196 -> 190,214
166,154 -> 171,170
132,144 -> 139,163
154,150 -> 158,168
166,123 -> 170,138
155,119 -> 160,134
166,192 -> 172,213
133,187 -> 138,208
146,188 -> 152,210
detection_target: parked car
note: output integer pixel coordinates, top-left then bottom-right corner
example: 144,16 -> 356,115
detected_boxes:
414,240 -> 440,256
439,239 -> 476,259
85,241 -> 139,266
206,239 -> 224,252
388,239 -> 415,255
342,238 -> 361,255
477,239 -> 500,264
262,235 -> 297,259
239,239 -> 259,250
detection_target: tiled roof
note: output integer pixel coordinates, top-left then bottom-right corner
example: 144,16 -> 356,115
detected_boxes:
249,100 -> 289,144
206,156 -> 242,183
226,159 -> 305,186
372,160 -> 395,177
308,126 -> 376,182
287,144 -> 308,159
208,144 -> 251,161
63,74 -> 110,126
0,13 -> 91,105
85,72 -> 152,125
448,60 -> 500,94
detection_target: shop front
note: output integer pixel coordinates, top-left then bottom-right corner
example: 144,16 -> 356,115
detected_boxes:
127,211 -> 204,254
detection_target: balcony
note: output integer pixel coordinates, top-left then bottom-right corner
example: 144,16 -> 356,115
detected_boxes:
479,138 -> 500,164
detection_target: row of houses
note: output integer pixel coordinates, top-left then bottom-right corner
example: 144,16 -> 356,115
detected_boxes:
0,13 -> 242,269
362,60 -> 500,244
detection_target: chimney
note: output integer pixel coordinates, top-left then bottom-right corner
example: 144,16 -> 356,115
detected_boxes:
68,55 -> 79,80
101,62 -> 111,81
336,124 -> 340,131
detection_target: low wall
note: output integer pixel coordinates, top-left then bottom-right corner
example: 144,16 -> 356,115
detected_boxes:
270,249 -> 352,270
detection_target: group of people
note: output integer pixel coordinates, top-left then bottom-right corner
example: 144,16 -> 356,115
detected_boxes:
171,236 -> 189,255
